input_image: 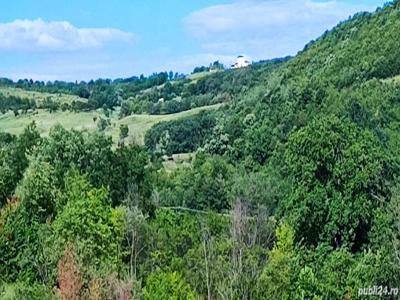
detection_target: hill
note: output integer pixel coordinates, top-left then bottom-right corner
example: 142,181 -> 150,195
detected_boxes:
0,86 -> 87,105
0,58 -> 288,116
1,2 -> 400,299
0,104 -> 221,144
142,1 -> 400,297
206,1 -> 400,166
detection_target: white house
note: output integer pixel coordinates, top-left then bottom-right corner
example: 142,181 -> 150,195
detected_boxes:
231,56 -> 251,69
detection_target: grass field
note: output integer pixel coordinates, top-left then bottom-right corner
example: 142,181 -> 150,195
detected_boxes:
187,71 -> 219,84
0,104 -> 222,145
0,87 -> 87,104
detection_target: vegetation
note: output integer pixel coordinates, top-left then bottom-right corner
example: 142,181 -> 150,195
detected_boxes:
144,111 -> 217,156
0,58 -> 287,117
0,104 -> 221,145
1,1 -> 400,299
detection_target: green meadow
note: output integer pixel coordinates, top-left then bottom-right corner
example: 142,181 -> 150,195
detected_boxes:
0,103 -> 222,145
0,86 -> 87,104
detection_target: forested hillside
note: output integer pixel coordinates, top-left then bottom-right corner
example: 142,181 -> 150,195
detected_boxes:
0,57 -> 287,116
1,1 -> 400,299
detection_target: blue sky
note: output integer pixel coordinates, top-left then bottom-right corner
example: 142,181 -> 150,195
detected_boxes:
0,0 -> 387,81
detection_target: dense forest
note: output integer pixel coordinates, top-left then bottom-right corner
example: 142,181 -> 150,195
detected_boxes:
1,1 -> 400,299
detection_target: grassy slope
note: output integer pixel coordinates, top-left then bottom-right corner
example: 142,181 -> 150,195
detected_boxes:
114,104 -> 221,144
187,71 -> 218,83
0,87 -> 87,104
0,104 -> 222,145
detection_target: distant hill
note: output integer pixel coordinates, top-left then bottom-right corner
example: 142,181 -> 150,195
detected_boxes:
0,86 -> 87,105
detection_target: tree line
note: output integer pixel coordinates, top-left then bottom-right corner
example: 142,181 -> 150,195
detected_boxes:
1,1 -> 400,299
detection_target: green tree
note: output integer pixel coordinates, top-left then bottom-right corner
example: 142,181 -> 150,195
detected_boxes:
0,122 -> 41,208
257,223 -> 295,300
0,199 -> 43,283
283,116 -> 390,250
52,175 -> 125,276
17,160 -> 56,223
143,271 -> 196,300
119,124 -> 129,141
148,209 -> 200,272
97,117 -> 110,131
157,155 -> 234,211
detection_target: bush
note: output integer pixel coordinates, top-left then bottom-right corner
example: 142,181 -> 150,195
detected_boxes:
143,271 -> 196,300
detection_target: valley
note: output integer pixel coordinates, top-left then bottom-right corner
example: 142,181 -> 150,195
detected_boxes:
1,1 -> 400,299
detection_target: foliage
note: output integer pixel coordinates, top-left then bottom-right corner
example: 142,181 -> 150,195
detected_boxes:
157,155 -> 234,211
119,124 -> 129,140
148,209 -> 200,271
143,271 -> 196,300
0,282 -> 55,300
256,223 -> 295,300
17,160 -> 56,222
283,116 -> 391,250
145,111 -> 216,155
2,2 -> 400,298
0,122 -> 41,207
57,246 -> 83,300
52,175 -> 125,276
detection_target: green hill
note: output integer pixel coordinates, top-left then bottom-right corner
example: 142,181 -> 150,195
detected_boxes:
145,1 -> 400,295
2,2 -> 400,299
211,2 -> 400,165
0,104 -> 221,144
0,86 -> 87,105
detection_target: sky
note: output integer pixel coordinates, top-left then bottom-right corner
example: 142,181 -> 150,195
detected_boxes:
0,0 -> 388,81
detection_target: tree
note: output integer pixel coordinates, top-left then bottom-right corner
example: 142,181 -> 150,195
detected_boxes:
143,271 -> 196,300
217,200 -> 270,299
112,145 -> 152,209
0,281 -> 55,300
97,117 -> 110,131
52,175 -> 125,276
210,61 -> 224,71
0,160 -> 18,208
77,86 -> 90,99
17,121 -> 42,154
89,84 -> 119,109
256,223 -> 295,300
148,209 -> 200,271
0,197 -> 52,284
17,160 -> 56,223
119,101 -> 130,118
0,122 -> 41,208
124,204 -> 148,279
283,116 -> 391,250
119,124 -> 129,141
390,184 -> 400,285
57,246 -> 83,300
157,155 -> 234,211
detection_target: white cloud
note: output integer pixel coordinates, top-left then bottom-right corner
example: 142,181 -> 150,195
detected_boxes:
0,19 -> 134,52
4,52 -> 138,81
184,0 -> 375,59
